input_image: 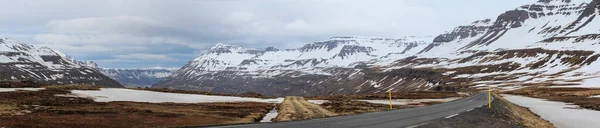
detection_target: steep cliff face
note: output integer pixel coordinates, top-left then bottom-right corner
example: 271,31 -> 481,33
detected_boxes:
402,0 -> 600,89
420,0 -> 599,58
0,38 -> 122,87
156,0 -> 600,96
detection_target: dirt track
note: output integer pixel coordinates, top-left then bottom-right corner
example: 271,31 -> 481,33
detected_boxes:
275,96 -> 336,121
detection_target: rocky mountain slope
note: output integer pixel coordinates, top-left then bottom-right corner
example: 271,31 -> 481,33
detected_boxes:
154,36 -> 433,95
60,57 -> 178,87
99,67 -> 178,87
0,38 -> 122,87
155,0 -> 600,96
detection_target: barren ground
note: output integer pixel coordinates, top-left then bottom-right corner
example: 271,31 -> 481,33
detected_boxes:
0,85 -> 273,128
319,99 -> 413,115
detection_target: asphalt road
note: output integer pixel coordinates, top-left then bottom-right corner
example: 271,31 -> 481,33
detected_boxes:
206,92 -> 490,128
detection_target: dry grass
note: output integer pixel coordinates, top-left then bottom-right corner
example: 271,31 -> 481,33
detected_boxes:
41,84 -> 102,91
0,104 -> 17,115
320,99 -> 413,115
494,93 -> 556,128
0,89 -> 273,128
275,96 -> 336,121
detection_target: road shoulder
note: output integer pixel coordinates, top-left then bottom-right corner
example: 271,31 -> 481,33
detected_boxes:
417,93 -> 554,128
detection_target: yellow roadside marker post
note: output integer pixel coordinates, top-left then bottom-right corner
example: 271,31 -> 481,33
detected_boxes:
488,88 -> 491,108
460,85 -> 463,99
388,90 -> 393,110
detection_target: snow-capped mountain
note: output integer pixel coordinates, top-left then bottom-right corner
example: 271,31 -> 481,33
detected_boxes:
179,36 -> 430,75
65,56 -> 99,69
59,57 -> 178,87
155,0 -> 600,96
99,67 -> 178,87
0,38 -> 122,87
154,36 -> 433,95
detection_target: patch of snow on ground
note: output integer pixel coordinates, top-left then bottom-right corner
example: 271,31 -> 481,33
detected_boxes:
307,100 -> 329,105
260,106 -> 278,122
70,88 -> 284,103
503,94 -> 600,128
457,92 -> 470,96
0,88 -> 45,92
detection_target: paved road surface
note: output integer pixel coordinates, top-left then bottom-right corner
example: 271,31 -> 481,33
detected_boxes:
206,92 -> 490,128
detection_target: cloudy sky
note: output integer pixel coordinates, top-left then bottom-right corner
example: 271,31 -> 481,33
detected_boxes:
0,0 -> 535,68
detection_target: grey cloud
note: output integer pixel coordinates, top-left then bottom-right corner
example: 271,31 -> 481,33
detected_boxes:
1,0 -> 536,68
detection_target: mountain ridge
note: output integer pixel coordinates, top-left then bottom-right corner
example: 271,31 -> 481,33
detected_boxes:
0,37 -> 122,87
99,67 -> 178,87
155,0 -> 600,96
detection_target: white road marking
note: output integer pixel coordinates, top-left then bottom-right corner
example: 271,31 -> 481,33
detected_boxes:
406,122 -> 430,128
445,113 -> 459,118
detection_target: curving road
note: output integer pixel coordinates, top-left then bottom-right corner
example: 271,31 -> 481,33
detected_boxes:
205,92 -> 490,128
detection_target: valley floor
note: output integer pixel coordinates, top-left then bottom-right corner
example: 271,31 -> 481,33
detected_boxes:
0,85 -> 511,128
0,85 -> 274,128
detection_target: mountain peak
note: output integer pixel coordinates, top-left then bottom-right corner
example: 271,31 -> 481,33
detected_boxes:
0,37 -> 34,51
211,43 -> 241,50
536,0 -> 573,4
207,43 -> 258,55
0,37 -> 122,87
146,66 -> 180,71
328,36 -> 393,41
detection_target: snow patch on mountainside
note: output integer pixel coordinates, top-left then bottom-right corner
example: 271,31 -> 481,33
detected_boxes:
182,36 -> 432,78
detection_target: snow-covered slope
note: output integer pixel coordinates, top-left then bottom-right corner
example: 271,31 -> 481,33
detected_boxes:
419,0 -> 600,58
156,0 -> 600,96
391,0 -> 600,89
65,56 -> 99,69
99,67 -> 178,87
0,38 -> 122,87
180,36 -> 430,76
154,36 -> 434,95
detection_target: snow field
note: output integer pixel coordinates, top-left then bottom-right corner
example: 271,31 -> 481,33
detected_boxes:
67,88 -> 284,103
503,94 -> 600,128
